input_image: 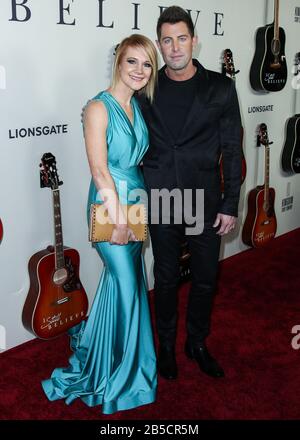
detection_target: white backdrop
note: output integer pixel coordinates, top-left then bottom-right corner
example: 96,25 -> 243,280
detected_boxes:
0,0 -> 300,351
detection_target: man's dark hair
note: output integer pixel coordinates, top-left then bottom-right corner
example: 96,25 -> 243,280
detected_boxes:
156,6 -> 195,40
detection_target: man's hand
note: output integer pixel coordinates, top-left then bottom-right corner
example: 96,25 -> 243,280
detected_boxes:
213,213 -> 237,236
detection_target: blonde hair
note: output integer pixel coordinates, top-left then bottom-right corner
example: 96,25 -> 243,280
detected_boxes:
111,34 -> 158,102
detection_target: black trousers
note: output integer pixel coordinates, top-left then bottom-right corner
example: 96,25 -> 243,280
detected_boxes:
149,221 -> 221,349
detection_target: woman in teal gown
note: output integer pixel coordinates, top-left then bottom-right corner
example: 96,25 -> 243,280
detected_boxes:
42,35 -> 158,414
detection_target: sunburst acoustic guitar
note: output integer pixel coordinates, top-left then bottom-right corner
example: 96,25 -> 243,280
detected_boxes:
242,123 -> 277,248
22,153 -> 88,339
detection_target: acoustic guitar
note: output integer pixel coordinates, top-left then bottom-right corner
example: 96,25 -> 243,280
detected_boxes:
250,0 -> 287,92
242,124 -> 277,248
281,53 -> 300,173
220,48 -> 247,192
22,153 -> 88,339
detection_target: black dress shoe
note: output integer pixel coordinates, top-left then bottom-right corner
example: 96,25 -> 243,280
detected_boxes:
157,346 -> 178,380
185,341 -> 224,378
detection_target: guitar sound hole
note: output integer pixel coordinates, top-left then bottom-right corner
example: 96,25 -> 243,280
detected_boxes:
53,268 -> 68,285
271,39 -> 280,57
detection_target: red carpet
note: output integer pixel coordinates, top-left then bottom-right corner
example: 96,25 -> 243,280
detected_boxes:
1,228 -> 300,420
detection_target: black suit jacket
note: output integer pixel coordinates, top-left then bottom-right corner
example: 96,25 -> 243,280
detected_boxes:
137,59 -> 242,220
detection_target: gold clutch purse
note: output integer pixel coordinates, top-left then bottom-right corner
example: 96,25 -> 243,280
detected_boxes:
89,203 -> 148,242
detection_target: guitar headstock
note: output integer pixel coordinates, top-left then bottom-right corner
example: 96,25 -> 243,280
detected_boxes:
223,48 -> 240,78
257,123 -> 273,147
40,153 -> 63,190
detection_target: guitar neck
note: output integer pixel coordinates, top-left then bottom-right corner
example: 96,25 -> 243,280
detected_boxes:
293,80 -> 297,115
273,0 -> 279,40
52,189 -> 65,269
264,145 -> 270,206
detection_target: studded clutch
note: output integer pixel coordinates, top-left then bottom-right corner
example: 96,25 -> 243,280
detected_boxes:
89,203 -> 148,242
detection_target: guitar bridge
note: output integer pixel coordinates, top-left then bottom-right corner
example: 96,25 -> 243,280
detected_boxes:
56,297 -> 70,305
270,62 -> 281,69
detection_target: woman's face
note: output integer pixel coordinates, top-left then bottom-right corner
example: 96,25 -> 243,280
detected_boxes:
118,46 -> 153,91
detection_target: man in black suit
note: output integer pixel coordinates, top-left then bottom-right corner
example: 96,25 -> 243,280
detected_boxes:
138,6 -> 242,380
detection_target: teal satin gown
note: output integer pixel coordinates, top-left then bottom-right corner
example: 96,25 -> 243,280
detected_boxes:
41,91 -> 157,414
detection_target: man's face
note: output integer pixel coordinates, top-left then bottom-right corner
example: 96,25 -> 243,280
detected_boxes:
157,21 -> 197,72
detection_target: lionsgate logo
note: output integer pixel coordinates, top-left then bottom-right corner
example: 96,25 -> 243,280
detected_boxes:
248,104 -> 274,114
9,124 -> 69,140
295,7 -> 300,23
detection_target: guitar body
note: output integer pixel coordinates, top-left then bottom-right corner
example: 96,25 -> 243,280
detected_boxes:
242,186 -> 277,248
22,246 -> 88,339
281,114 -> 300,173
250,24 -> 287,92
220,126 -> 246,192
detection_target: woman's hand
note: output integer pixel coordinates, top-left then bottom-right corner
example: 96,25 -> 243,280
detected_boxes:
110,225 -> 138,245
